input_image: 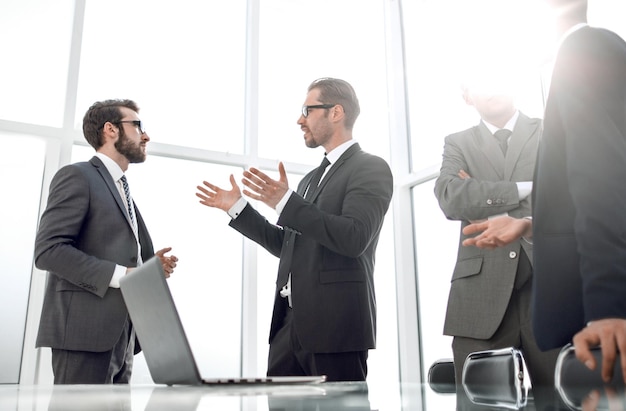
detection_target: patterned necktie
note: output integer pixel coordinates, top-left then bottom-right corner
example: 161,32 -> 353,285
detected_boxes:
120,175 -> 136,227
305,156 -> 330,200
494,129 -> 512,155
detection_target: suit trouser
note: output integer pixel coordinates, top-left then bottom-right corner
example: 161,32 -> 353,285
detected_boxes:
51,318 -> 135,384
267,300 -> 368,382
451,277 -> 561,389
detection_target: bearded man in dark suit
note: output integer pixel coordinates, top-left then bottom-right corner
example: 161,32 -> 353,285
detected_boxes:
35,99 -> 178,384
196,78 -> 393,381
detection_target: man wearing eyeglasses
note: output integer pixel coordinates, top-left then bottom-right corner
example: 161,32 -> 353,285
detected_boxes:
197,78 -> 393,381
34,99 -> 178,384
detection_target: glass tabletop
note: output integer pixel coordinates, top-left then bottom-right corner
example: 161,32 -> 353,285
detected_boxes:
0,380 -> 623,410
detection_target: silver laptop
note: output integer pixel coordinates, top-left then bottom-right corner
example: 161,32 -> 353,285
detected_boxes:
120,257 -> 326,386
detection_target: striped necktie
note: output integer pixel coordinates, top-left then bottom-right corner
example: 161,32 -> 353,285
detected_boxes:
120,175 -> 136,227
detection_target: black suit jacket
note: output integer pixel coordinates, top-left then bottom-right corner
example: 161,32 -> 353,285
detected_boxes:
35,156 -> 154,352
229,143 -> 393,353
532,26 -> 626,350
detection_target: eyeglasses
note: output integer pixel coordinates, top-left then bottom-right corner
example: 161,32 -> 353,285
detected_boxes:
301,104 -> 336,118
116,120 -> 146,134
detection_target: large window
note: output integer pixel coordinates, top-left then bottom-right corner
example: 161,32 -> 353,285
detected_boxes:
0,0 -> 74,126
2,0 -> 399,387
0,135 -> 47,383
257,0 -> 391,166
77,0 -> 248,153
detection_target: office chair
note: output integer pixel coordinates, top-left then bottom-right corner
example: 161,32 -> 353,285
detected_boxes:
427,358 -> 456,393
428,348 -> 528,408
462,347 -> 528,409
556,343 -> 625,410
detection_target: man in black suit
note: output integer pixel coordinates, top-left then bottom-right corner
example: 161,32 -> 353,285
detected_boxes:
462,0 -> 626,383
35,99 -> 178,384
196,78 -> 393,381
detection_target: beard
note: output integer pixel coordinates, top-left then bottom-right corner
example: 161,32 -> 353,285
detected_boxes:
304,119 -> 332,149
115,130 -> 146,163
304,136 -> 320,149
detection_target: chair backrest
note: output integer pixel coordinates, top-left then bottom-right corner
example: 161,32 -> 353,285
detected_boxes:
556,344 -> 625,410
462,347 -> 528,409
427,358 -> 456,394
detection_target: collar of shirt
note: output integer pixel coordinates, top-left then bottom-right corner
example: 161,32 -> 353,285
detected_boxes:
94,152 -> 125,182
325,139 -> 358,166
274,139 -> 358,216
482,110 -> 520,136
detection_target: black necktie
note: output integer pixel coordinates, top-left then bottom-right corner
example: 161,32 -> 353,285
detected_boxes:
305,156 -> 330,200
494,129 -> 512,155
277,157 -> 331,290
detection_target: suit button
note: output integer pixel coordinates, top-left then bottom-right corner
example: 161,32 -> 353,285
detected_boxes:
509,251 -> 517,259
487,199 -> 493,205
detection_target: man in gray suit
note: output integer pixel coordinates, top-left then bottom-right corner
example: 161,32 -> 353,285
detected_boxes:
35,99 -> 178,384
434,76 -> 560,389
462,0 -> 626,392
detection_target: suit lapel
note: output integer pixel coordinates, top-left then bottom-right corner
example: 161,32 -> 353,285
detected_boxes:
308,143 -> 361,202
299,172 -> 316,197
472,116 -> 540,181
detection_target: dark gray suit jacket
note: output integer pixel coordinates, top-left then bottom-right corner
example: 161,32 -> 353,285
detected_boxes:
532,26 -> 626,350
35,156 -> 154,352
230,143 -> 393,353
434,113 -> 540,339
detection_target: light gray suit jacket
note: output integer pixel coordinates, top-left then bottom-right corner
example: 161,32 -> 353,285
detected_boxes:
35,156 -> 154,352
434,113 -> 540,339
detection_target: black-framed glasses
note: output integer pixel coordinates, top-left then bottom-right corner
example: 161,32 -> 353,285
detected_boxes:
301,104 -> 336,118
116,120 -> 146,134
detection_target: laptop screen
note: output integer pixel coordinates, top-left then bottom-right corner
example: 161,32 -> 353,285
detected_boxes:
121,257 -> 326,386
120,257 -> 202,385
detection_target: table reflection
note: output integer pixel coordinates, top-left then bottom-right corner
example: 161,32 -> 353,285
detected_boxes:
451,383 -> 626,410
39,383 -> 371,411
0,379 -> 623,410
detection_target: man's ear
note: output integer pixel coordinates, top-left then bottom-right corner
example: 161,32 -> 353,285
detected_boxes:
330,104 -> 345,123
103,121 -> 117,133
101,121 -> 119,144
461,85 -> 474,106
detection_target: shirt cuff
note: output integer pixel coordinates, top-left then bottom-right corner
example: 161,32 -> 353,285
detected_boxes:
227,197 -> 248,219
275,189 -> 294,215
522,216 -> 533,244
109,264 -> 127,288
516,181 -> 532,200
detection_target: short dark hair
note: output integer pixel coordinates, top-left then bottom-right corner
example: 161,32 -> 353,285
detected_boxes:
308,78 -> 360,130
82,99 -> 139,149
